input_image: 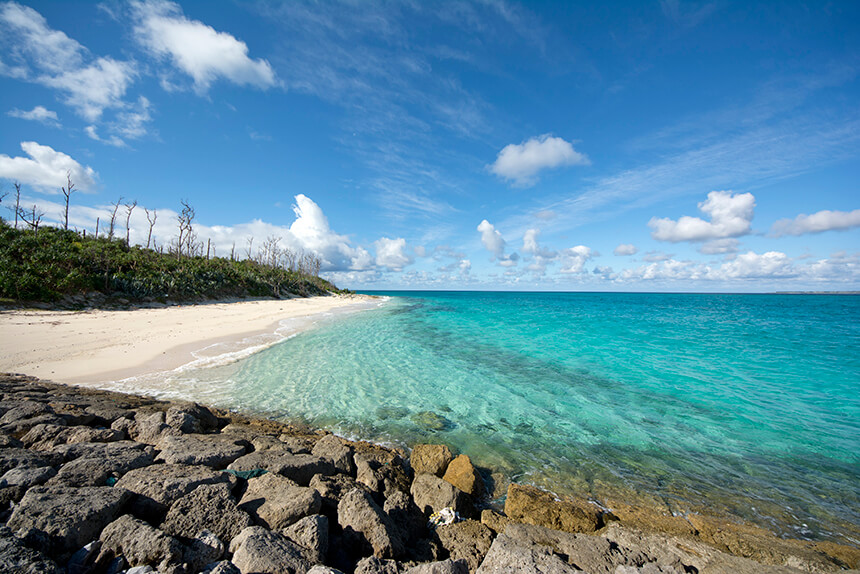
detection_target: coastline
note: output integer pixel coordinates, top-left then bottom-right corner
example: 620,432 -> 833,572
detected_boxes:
0,294 -> 377,385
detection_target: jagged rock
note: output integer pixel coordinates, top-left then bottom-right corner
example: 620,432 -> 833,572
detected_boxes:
66,540 -> 101,574
0,525 -> 62,574
100,514 -> 185,574
22,423 -> 122,450
1,413 -> 67,437
283,514 -> 329,563
436,520 -> 494,572
480,510 -> 510,534
405,559 -> 469,574
0,401 -> 52,425
338,488 -> 405,559
48,441 -> 155,487
155,434 -> 247,469
355,453 -> 412,500
312,434 -> 355,474
504,483 -> 603,533
110,416 -> 135,435
162,482 -> 253,542
184,530 -> 225,572
7,485 -> 131,559
0,465 -> 56,489
203,561 -> 241,574
475,532 -> 578,573
238,472 -> 322,529
278,434 -> 318,453
310,473 -> 372,515
442,455 -> 484,498
411,444 -> 453,477
47,402 -> 96,426
410,473 -> 472,518
0,447 -> 60,474
307,566 -> 346,574
128,411 -> 179,444
114,463 -> 236,522
165,403 -> 221,434
383,489 -> 427,547
0,431 -> 22,448
228,451 -> 336,486
354,556 -> 403,574
229,526 -> 311,574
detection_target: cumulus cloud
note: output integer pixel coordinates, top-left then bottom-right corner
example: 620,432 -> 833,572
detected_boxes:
770,209 -> 860,237
490,134 -> 589,186
614,243 -> 637,256
374,237 -> 414,271
7,105 -> 59,125
42,57 -> 136,121
649,191 -> 755,242
522,228 -> 557,258
559,245 -> 593,273
710,251 -> 794,279
477,219 -> 506,259
132,0 -> 276,93
85,126 -> 126,148
0,142 -> 97,191
643,251 -> 673,262
289,194 -> 372,271
699,238 -> 739,255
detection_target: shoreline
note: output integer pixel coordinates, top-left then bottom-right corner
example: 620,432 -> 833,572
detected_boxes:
0,294 -> 378,385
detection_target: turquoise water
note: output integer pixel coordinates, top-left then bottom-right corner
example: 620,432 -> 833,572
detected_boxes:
139,292 -> 860,545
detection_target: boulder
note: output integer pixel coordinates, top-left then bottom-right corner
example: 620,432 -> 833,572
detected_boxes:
0,401 -> 52,424
307,567 -> 346,574
128,411 -> 179,444
204,561 -> 242,574
7,485 -> 131,559
48,442 -> 155,487
410,473 -> 472,518
162,482 -> 253,543
411,444 -> 453,477
99,514 -> 185,574
475,533 -> 577,574
383,489 -> 427,547
22,423 -> 123,450
114,463 -> 236,522
229,526 -> 311,574
354,556 -> 403,574
405,559 -> 469,574
165,403 -> 221,434
155,434 -> 247,469
228,451 -> 336,486
442,455 -> 484,498
310,473 -> 372,515
0,525 -> 62,574
480,510 -> 510,535
504,483 -> 603,534
0,447 -> 60,475
238,472 -> 322,529
355,453 -> 412,500
0,465 -> 56,489
312,434 -> 355,474
184,530 -> 225,572
338,488 -> 405,559
283,514 -> 329,563
436,520 -> 494,572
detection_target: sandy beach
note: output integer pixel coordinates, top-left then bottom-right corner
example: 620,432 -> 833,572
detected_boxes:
0,295 -> 374,385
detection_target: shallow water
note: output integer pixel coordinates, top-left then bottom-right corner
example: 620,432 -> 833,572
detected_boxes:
118,292 -> 860,545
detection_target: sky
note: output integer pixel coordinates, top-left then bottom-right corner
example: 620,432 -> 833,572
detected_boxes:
0,0 -> 858,292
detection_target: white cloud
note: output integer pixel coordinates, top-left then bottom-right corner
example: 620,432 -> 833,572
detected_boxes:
289,194 -> 372,271
477,219 -> 506,259
559,245 -> 593,273
85,126 -> 126,148
7,105 -> 59,125
41,57 -> 136,121
490,134 -> 589,186
649,191 -> 755,242
0,141 -> 97,192
0,3 -> 83,74
114,96 -> 153,140
699,238 -> 739,255
770,209 -> 860,237
374,237 -> 413,271
643,251 -> 673,262
132,0 -> 276,93
614,243 -> 638,256
709,251 -> 795,279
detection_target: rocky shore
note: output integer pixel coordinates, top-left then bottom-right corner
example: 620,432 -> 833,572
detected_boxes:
0,374 -> 857,574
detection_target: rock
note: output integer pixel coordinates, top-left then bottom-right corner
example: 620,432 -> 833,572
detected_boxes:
307,567 -> 345,574
7,485 -> 131,560
354,556 -> 403,574
204,561 -> 242,574
22,423 -> 123,450
67,540 -> 101,574
435,520 -> 494,572
238,472 -> 322,529
405,559 -> 469,574
114,463 -> 236,522
0,431 -> 22,448
48,441 -> 155,487
128,411 -> 178,444
228,451 -> 337,486
442,455 -> 484,498
0,447 -> 59,475
283,514 -> 329,563
411,444 -> 453,477
185,530 -> 225,572
355,453 -> 412,500
0,401 -> 51,425
0,525 -> 62,574
100,514 -> 185,574
165,403 -> 220,434
383,489 -> 427,548
310,473 -> 372,515
411,411 -> 454,432
480,510 -> 510,534
0,465 -> 57,489
475,533 -> 578,574
411,473 -> 473,518
338,488 -> 405,559
229,526 -> 311,574
504,483 -> 603,533
162,482 -> 253,542
155,434 -> 248,469
312,434 -> 355,474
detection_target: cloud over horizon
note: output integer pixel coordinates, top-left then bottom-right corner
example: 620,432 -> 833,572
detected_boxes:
649,191 -> 755,242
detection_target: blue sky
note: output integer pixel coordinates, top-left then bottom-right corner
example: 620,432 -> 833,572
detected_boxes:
0,0 -> 858,292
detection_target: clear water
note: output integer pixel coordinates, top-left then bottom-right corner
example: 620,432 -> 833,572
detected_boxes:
122,292 -> 860,545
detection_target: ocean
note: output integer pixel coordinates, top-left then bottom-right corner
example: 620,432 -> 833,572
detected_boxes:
123,291 -> 860,545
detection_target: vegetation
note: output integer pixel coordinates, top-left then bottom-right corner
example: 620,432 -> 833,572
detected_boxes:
0,219 -> 344,305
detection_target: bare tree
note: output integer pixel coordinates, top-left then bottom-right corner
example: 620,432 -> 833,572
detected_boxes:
108,197 -> 123,240
174,199 -> 197,258
230,241 -> 236,261
95,217 -> 100,238
259,235 -> 283,268
18,204 -> 45,236
124,199 -> 137,245
144,208 -> 157,249
244,236 -> 254,260
61,171 -> 76,230
0,188 -> 7,223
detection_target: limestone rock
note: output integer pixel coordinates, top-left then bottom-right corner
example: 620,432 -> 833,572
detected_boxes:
128,411 -> 179,444
355,452 -> 412,500
203,561 -> 242,574
162,482 -> 253,543
480,510 -> 510,534
22,423 -> 123,451
411,444 -> 453,477
354,556 -> 403,574
338,488 -> 405,559
307,566 -> 346,574
239,472 -> 322,529
410,472 -> 472,518
475,533 -> 578,573
383,489 -> 427,548
435,520 -> 494,572
99,514 -> 185,574
155,434 -> 247,469
0,447 -> 59,475
0,401 -> 52,425
310,473 -> 372,515
7,485 -> 131,559
228,451 -> 336,486
184,530 -> 225,572
229,526 -> 311,574
165,403 -> 220,434
0,465 -> 56,489
48,441 -> 155,487
504,483 -> 603,533
442,455 -> 484,498
405,559 -> 469,574
0,525 -> 62,574
282,514 -> 329,563
312,434 -> 355,474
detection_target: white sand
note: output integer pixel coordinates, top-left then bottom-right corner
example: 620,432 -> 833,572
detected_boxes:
0,295 -> 374,385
